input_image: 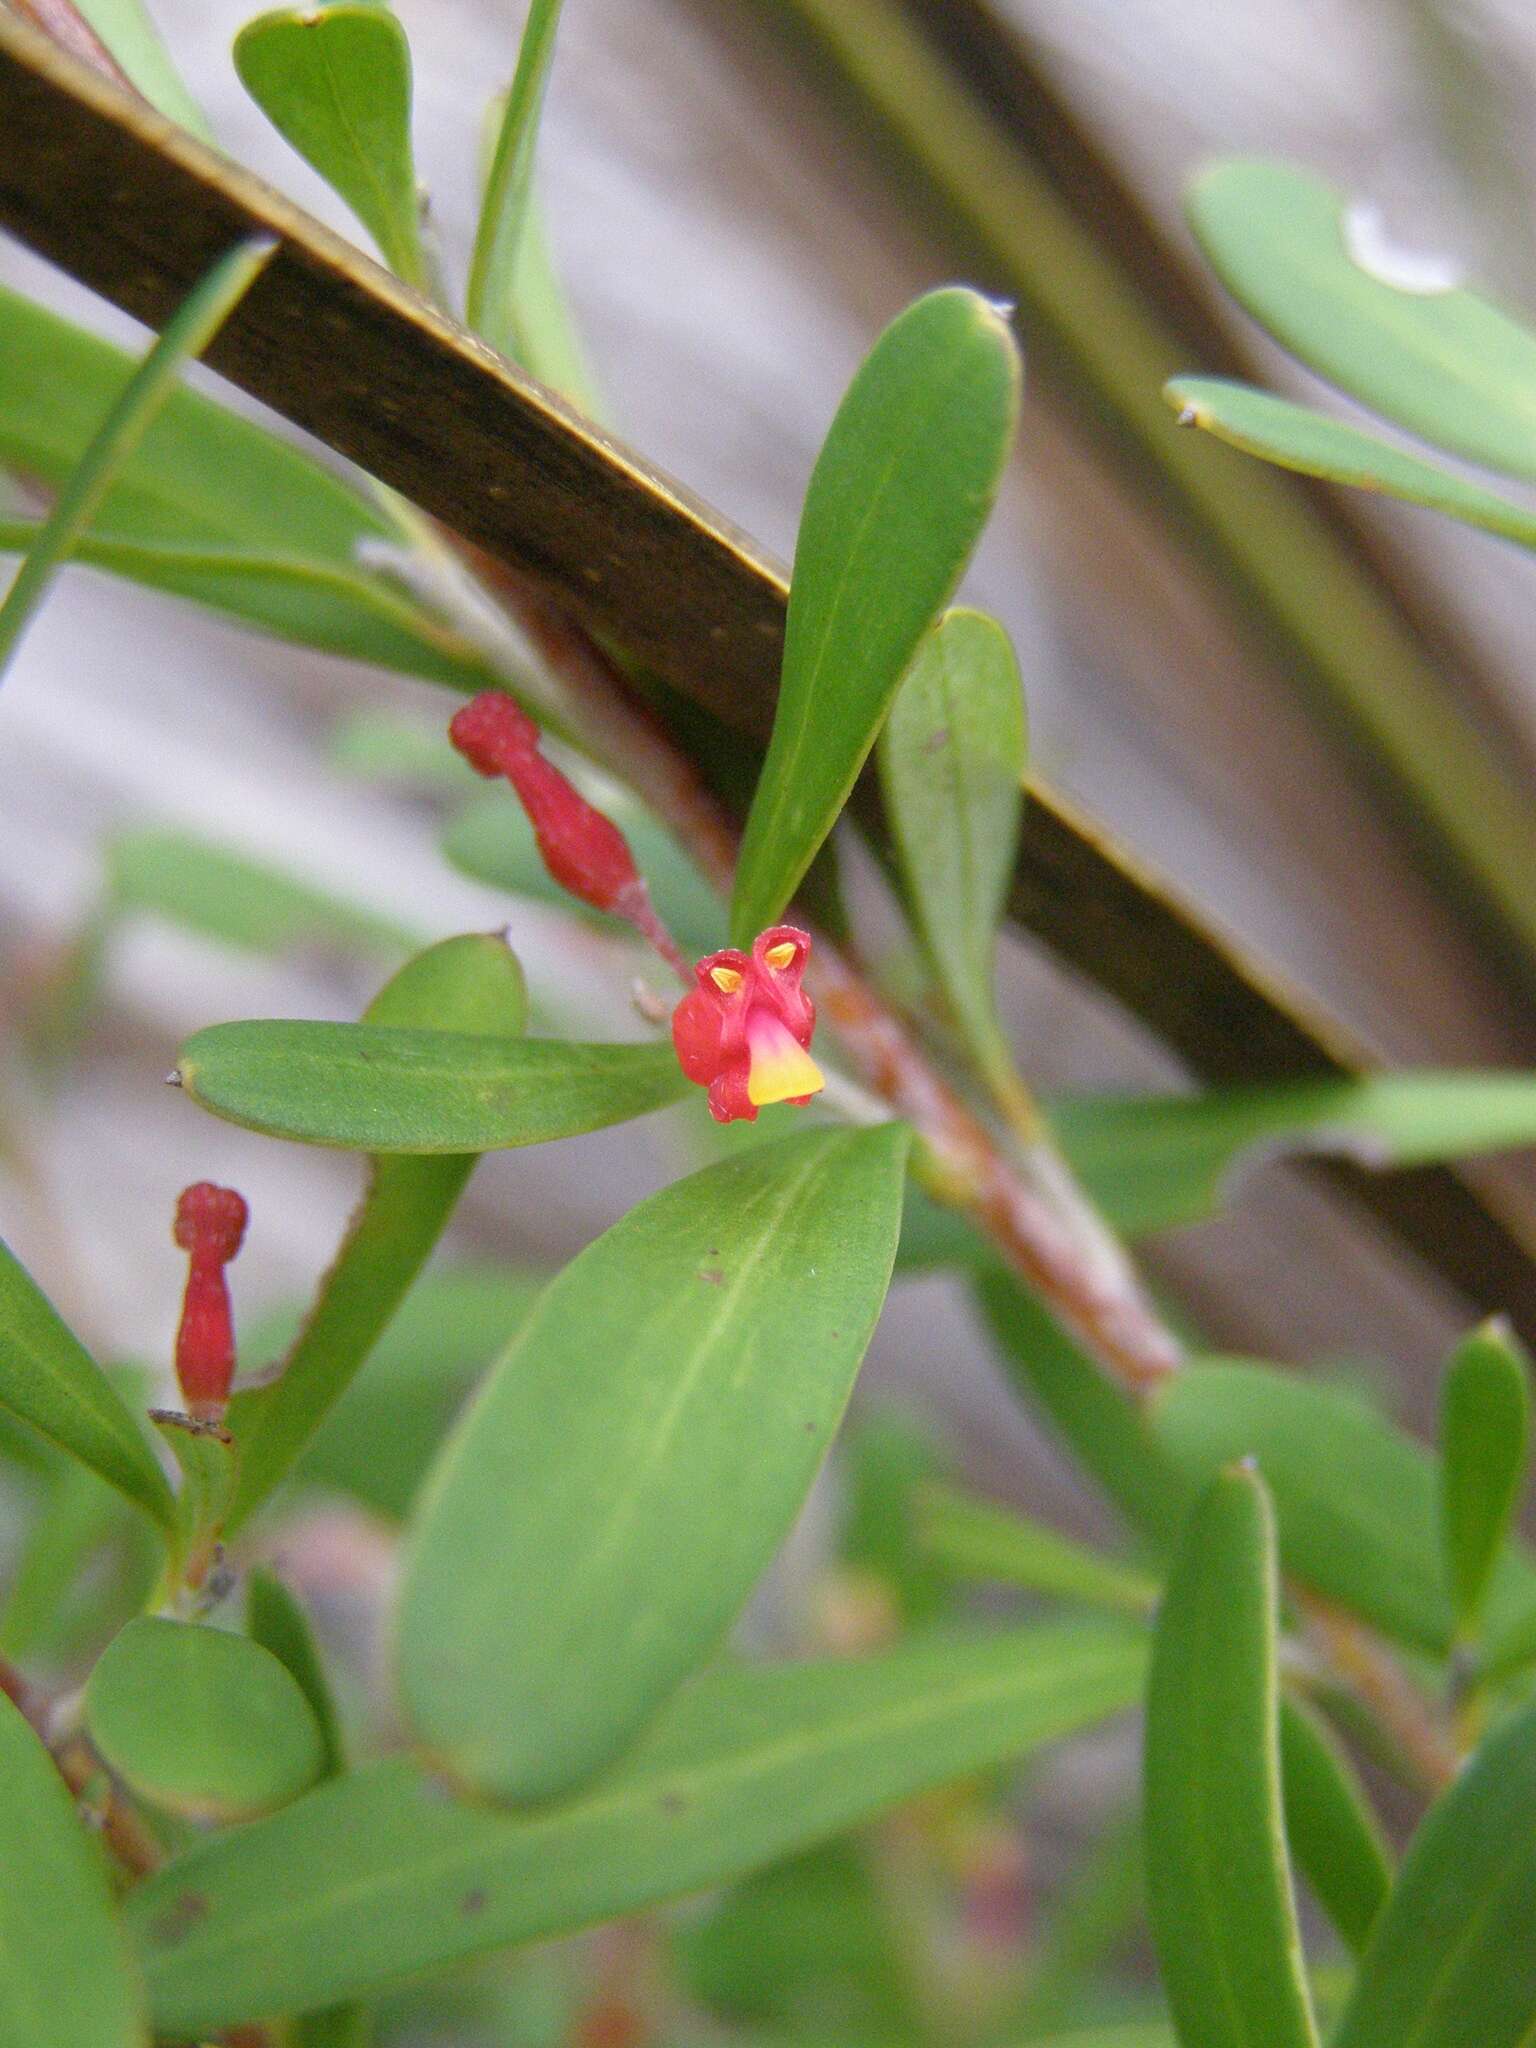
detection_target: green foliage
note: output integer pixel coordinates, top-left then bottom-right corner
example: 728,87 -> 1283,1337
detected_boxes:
130,1621 -> 1147,2032
236,5 -> 427,286
86,1618 -> 326,1822
175,1021 -> 687,1150
397,1124 -> 910,1801
0,239 -> 274,682
1188,159 -> 1536,480
879,607 -> 1028,1102
0,1239 -> 174,1530
1332,1699 -> 1536,2048
72,0 -> 211,137
467,0 -> 567,357
1144,1467 -> 1319,2048
0,1691 -> 147,2048
919,1483 -> 1156,1616
226,934 -> 528,1528
1439,1320 -> 1531,1641
733,289 -> 1021,944
1278,1696 -> 1391,1957
246,1568 -> 347,1777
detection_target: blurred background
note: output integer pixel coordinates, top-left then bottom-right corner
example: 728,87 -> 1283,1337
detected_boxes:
4,1 -> 1536,2037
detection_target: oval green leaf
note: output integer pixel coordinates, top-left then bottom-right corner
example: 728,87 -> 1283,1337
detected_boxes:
86,1618 -> 326,1822
878,607 -> 1028,1102
132,1620 -> 1144,2033
0,1689 -> 147,2047
1333,1696 -> 1536,2048
247,1567 -> 346,1777
235,5 -> 427,287
1153,1360 -> 1536,1655
1440,1319 -> 1531,1640
732,289 -> 1021,945
1144,1466 -> 1319,2048
0,1238 -> 173,1530
398,1122 -> 911,1801
1165,378 -> 1536,548
1279,1695 -> 1391,1958
1187,159 -> 1536,480
226,932 -> 528,1528
174,1022 -> 688,1151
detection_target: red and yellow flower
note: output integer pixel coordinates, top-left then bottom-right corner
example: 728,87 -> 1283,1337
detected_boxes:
672,925 -> 824,1124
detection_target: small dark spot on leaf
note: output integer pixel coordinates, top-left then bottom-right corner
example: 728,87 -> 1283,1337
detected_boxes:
699,1267 -> 725,1286
151,1892 -> 209,1947
922,726 -> 951,756
804,1420 -> 818,1434
461,1888 -> 488,1916
658,1791 -> 687,1816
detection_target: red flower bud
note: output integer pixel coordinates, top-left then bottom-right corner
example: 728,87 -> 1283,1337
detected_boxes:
672,925 -> 823,1124
172,1182 -> 247,1420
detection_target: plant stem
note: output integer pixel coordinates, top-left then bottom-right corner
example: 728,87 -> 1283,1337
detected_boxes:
1298,1592 -> 1458,1795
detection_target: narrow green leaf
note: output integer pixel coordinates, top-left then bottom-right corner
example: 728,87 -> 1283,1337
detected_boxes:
226,934 -> 527,1529
1153,1361 -> 1536,1655
878,608 -> 1027,1099
72,0 -> 211,138
1279,1695 -> 1392,1958
466,0 -> 566,356
131,1621 -> 1145,2033
974,1272 -> 1194,1546
732,289 -> 1021,944
1164,379 -> 1536,547
0,238 -> 274,682
106,827 -> 418,962
1333,1696 -> 1536,2048
0,1240 -> 173,1530
1052,1070 -> 1536,1239
1015,1808 -> 1146,2037
399,1123 -> 911,1801
1187,159 -> 1536,481
839,1411 -> 951,1626
1144,1466 -> 1319,2048
0,522 -> 494,689
1439,1320 -> 1531,1639
0,1689 -> 147,2047
0,1460 -> 122,1660
247,1567 -> 346,1777
176,1021 -> 689,1151
508,193 -> 604,414
235,6 -> 427,286
919,1483 -> 1156,1615
86,1618 -> 325,1822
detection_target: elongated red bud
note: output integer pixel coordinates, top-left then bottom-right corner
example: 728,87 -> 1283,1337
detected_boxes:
448,693 -> 685,976
172,1182 -> 247,1420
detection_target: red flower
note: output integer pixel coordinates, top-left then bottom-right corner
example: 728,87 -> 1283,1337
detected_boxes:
172,1182 -> 247,1420
672,925 -> 824,1123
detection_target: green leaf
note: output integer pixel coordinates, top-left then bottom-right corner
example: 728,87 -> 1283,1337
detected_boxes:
1164,379 -> 1536,548
919,1483 -> 1156,1615
235,6 -> 427,287
226,934 -> 528,1529
131,1620 -> 1145,2032
1439,1320 -> 1531,1640
878,608 -> 1027,1101
86,1618 -> 326,1823
0,1689 -> 147,2048
1279,1695 -> 1391,1958
273,1267 -> 542,1519
398,1123 -> 911,1801
1187,159 -> 1536,481
0,239 -> 274,682
466,0 -> 566,357
974,1272 -> 1194,1546
1144,1466 -> 1319,2048
0,290 -> 487,688
1052,1070 -> 1536,1239
72,0 -> 211,138
444,782 -> 725,960
732,289 -> 1021,945
176,1020 -> 688,1152
838,1411 -> 951,1627
1152,1360 -> 1536,1656
0,1239 -> 174,1530
106,827 -> 418,962
1333,1696 -> 1536,2048
0,1460 -> 123,1660
247,1567 -> 346,1777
